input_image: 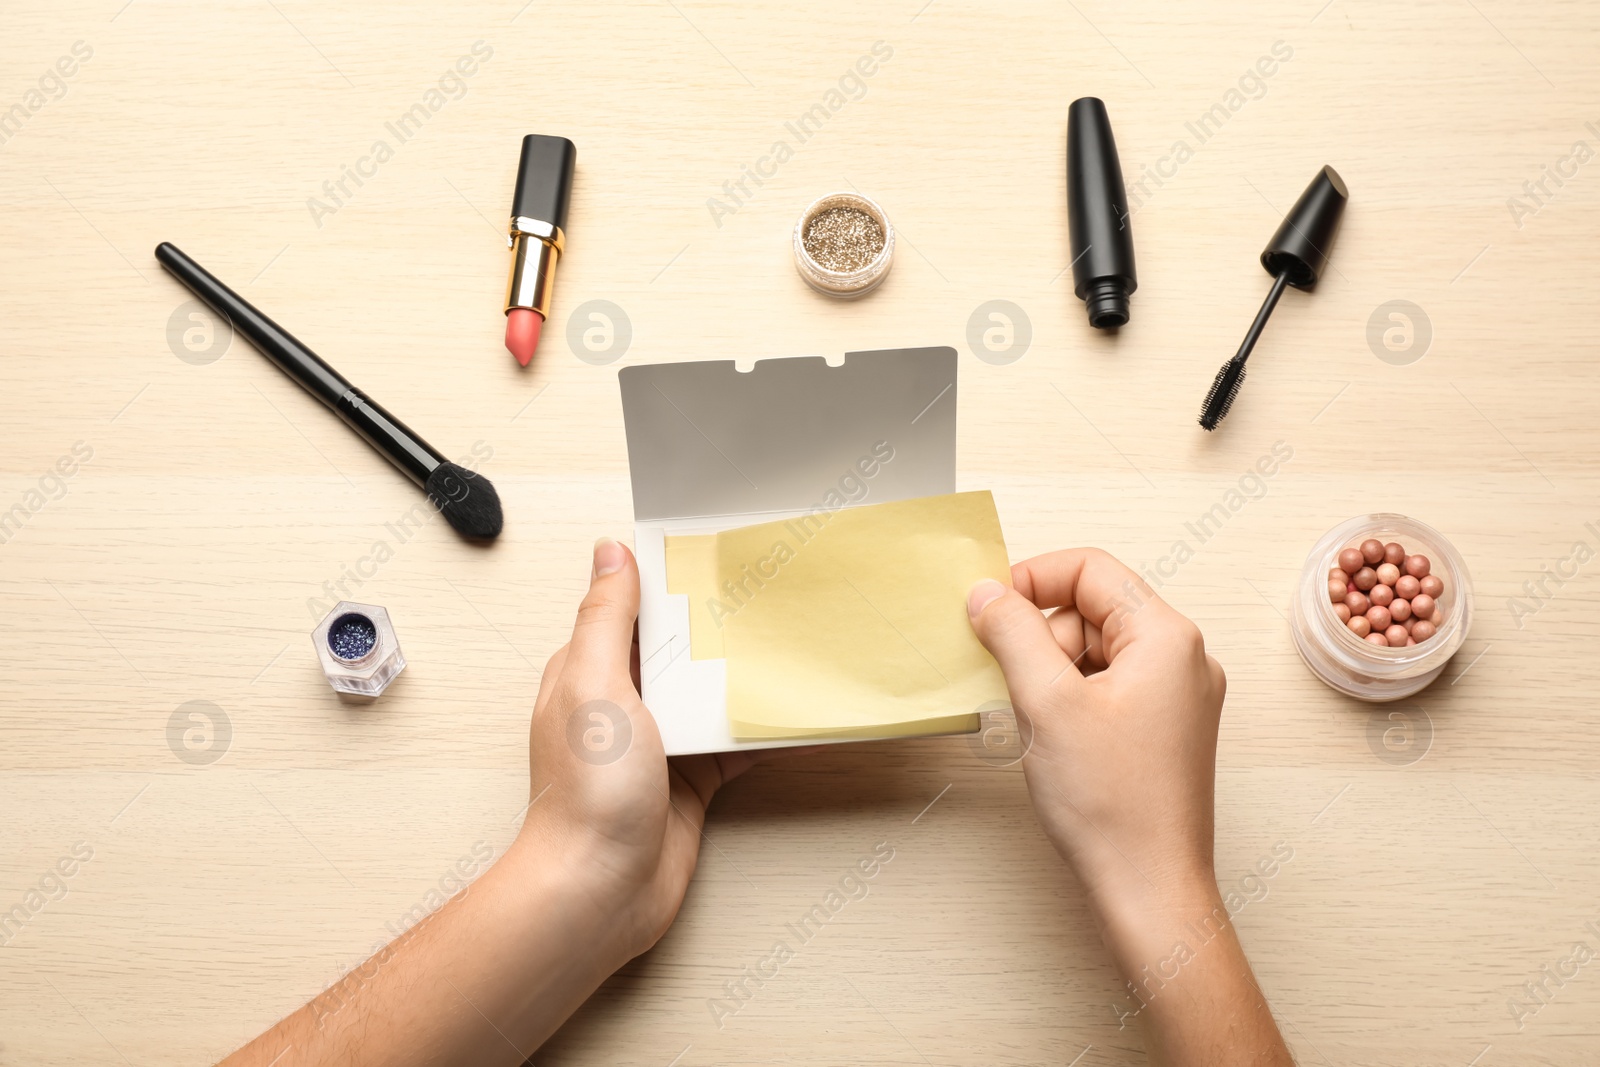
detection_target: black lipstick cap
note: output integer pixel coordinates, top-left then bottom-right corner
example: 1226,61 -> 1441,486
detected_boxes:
1066,97 -> 1137,329
1260,165 -> 1347,290
510,134 -> 577,229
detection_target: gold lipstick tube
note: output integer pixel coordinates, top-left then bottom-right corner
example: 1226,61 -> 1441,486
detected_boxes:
503,135 -> 576,320
504,217 -> 565,318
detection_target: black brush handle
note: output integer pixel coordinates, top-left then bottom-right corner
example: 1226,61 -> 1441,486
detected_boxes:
155,242 -> 444,487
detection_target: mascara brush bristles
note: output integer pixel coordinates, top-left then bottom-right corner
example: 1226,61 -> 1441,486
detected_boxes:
1199,270 -> 1291,433
1198,358 -> 1246,432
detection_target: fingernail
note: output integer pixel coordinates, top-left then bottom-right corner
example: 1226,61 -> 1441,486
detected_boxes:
593,537 -> 626,577
967,578 -> 1005,618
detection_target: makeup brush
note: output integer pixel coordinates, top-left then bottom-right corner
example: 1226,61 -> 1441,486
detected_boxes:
155,242 -> 504,541
1198,165 -> 1348,431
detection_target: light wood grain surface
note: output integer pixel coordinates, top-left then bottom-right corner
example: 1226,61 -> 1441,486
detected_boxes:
3,1 -> 1599,1064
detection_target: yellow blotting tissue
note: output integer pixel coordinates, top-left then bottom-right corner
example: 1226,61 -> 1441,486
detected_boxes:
666,491 -> 1011,740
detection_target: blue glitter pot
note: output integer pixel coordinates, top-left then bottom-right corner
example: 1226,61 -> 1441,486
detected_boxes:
327,613 -> 378,661
312,601 -> 406,699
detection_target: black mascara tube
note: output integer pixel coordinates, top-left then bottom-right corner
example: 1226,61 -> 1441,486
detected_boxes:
1067,97 -> 1138,329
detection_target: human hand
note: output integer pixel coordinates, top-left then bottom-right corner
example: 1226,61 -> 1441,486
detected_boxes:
222,540 -> 1272,1067
967,549 -> 1294,1064
512,537 -> 775,963
966,549 -> 1226,920
219,537 -> 788,1067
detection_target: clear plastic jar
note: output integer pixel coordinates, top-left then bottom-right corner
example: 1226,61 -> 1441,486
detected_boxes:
792,192 -> 895,298
1290,513 -> 1474,701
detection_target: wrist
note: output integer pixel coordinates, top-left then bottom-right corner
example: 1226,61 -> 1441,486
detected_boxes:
495,828 -> 650,975
507,811 -> 685,961
1084,864 -> 1227,979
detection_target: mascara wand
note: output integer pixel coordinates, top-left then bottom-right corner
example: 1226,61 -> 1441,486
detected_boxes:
1199,271 -> 1288,431
1198,166 -> 1348,431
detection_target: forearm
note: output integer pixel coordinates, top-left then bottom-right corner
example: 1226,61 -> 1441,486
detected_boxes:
221,837 -> 634,1067
1091,875 -> 1293,1066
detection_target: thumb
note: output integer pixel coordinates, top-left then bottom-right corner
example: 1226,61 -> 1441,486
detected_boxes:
967,578 -> 1073,706
565,537 -> 640,683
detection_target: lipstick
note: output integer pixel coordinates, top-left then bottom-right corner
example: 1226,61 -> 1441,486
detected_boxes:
503,134 -> 576,366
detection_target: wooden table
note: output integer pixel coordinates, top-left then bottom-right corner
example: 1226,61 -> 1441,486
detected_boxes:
4,1 -> 1597,1063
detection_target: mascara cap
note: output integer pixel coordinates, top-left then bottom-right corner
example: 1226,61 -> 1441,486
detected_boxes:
1066,97 -> 1137,329
1260,165 -> 1347,290
510,134 -> 577,230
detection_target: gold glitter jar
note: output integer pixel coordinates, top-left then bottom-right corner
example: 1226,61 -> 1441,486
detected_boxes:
792,192 -> 895,298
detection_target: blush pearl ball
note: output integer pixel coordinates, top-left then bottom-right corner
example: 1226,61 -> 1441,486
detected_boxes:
1334,537 -> 1449,648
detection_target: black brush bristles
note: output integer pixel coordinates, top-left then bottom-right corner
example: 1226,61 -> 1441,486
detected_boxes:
1201,270 -> 1292,433
1198,358 -> 1246,432
426,463 -> 504,541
